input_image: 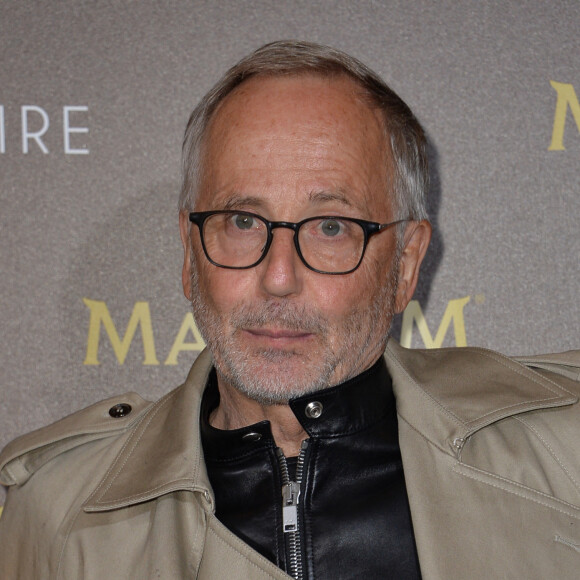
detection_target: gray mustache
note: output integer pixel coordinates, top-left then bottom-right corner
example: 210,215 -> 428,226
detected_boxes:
230,302 -> 326,334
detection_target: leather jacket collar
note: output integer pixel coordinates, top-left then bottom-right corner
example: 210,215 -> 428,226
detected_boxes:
201,356 -> 395,456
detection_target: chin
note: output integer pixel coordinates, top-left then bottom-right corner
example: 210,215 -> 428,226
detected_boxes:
218,350 -> 335,405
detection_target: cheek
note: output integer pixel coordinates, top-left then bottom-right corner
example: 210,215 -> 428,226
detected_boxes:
309,271 -> 376,321
196,263 -> 258,316
320,258 -> 396,329
190,238 -> 235,308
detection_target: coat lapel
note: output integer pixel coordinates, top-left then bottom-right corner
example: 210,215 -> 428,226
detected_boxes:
84,350 -> 215,512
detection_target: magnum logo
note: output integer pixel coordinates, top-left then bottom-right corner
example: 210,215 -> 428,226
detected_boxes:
83,296 -> 472,365
549,81 -> 580,151
400,296 -> 470,348
83,299 -> 204,366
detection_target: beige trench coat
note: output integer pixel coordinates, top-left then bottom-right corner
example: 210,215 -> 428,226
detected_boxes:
1,340 -> 579,579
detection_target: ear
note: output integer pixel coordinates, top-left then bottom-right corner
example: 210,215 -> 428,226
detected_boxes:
394,220 -> 432,314
179,210 -> 193,300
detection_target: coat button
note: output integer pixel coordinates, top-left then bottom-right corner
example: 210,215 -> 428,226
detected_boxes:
305,401 -> 323,419
109,403 -> 132,418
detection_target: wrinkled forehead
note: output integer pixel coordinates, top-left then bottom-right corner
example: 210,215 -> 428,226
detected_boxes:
206,72 -> 390,152
198,74 -> 395,216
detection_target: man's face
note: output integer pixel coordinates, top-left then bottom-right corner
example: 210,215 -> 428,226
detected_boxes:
181,74 -> 413,404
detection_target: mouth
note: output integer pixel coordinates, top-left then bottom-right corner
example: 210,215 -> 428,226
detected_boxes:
243,327 -> 316,345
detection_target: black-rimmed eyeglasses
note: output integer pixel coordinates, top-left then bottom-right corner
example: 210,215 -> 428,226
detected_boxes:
189,210 -> 407,275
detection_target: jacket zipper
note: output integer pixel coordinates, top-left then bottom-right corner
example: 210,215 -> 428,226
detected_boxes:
277,440 -> 309,580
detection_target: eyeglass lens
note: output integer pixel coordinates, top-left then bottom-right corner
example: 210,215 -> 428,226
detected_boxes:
201,212 -> 366,273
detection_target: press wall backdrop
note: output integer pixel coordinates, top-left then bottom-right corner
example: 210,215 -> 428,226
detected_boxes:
1,1 -> 578,505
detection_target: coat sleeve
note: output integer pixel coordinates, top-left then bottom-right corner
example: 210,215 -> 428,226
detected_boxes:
0,471 -> 58,578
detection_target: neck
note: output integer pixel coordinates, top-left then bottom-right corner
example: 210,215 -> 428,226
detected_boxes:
210,377 -> 307,457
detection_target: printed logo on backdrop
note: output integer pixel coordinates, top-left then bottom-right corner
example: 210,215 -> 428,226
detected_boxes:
0,105 -> 89,154
549,81 -> 580,151
82,295 -> 474,365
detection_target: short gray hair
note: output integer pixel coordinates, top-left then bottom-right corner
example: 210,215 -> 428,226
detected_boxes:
179,40 -> 429,222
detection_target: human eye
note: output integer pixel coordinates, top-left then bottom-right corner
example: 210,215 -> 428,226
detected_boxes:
318,218 -> 347,238
224,212 -> 265,236
233,213 -> 256,230
225,212 -> 260,230
301,218 -> 354,247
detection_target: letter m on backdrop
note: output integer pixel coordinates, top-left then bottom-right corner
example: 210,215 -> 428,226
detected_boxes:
549,81 -> 580,150
83,298 -> 160,365
400,296 -> 470,348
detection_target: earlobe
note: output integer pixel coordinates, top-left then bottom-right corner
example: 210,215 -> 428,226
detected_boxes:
394,220 -> 432,313
179,211 -> 193,300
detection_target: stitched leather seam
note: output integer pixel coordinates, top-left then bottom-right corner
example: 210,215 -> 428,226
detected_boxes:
206,442 -> 277,464
303,440 -> 317,579
305,409 -> 393,439
269,447 -> 282,568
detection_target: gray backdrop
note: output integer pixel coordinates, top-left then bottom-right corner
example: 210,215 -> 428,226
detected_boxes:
1,1 -> 579,506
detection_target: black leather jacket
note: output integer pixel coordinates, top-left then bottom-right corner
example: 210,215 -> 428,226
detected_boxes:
201,359 -> 421,580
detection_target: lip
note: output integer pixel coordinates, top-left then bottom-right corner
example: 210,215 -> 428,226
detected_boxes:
243,327 -> 315,342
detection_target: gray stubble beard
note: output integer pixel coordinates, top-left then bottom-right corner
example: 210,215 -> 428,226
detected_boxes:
189,251 -> 399,405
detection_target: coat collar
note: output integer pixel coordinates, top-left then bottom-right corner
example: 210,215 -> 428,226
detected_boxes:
85,341 -> 578,511
84,349 -> 215,513
385,339 -> 578,456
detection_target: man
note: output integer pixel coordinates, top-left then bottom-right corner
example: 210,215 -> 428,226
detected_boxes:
0,41 -> 579,579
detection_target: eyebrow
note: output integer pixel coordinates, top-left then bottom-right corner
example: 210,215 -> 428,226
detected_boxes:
222,195 -> 267,210
308,190 -> 353,207
218,190 -> 354,211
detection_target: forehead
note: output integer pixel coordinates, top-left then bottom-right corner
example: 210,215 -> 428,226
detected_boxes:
199,74 -> 393,217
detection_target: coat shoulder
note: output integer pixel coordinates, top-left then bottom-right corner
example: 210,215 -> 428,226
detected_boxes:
386,339 -> 580,393
0,392 -> 152,487
385,339 -> 580,438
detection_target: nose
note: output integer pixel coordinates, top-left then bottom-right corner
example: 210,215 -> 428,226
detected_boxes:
258,228 -> 302,297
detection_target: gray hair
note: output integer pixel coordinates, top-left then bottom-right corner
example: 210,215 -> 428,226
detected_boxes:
179,40 -> 429,223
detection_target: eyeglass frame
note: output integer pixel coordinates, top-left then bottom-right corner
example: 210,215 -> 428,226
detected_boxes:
189,210 -> 409,275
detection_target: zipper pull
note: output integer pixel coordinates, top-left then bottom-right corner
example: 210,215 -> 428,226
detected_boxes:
282,481 -> 300,532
